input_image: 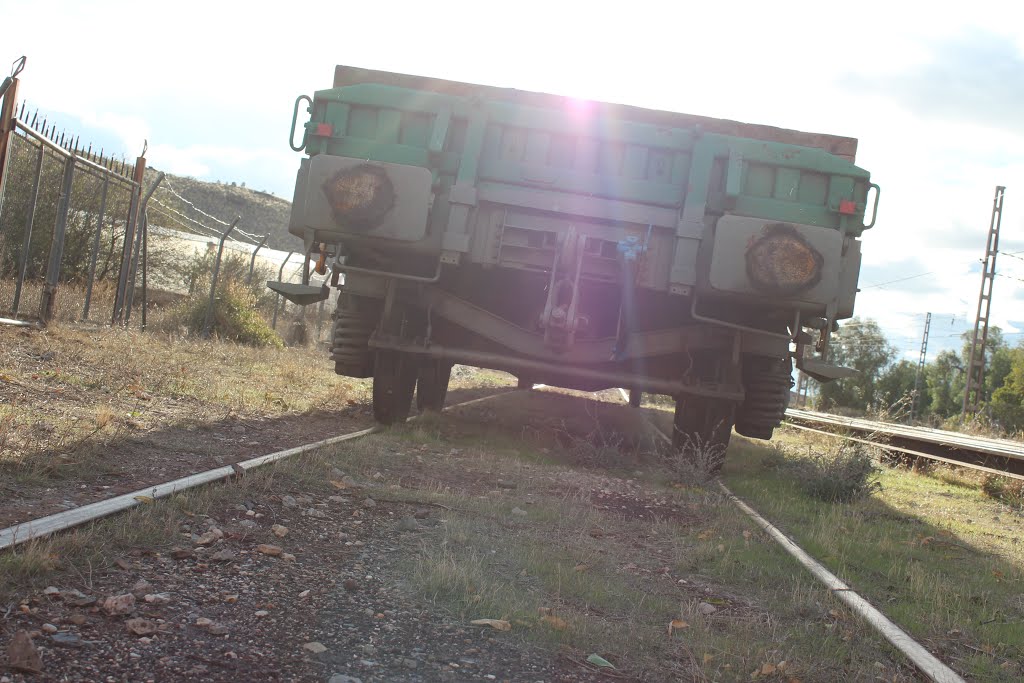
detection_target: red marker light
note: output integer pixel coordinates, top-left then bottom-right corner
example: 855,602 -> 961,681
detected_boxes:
315,123 -> 334,137
838,199 -> 857,215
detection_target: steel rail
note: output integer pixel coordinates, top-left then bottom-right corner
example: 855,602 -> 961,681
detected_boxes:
614,389 -> 966,683
716,485 -> 964,683
0,391 -> 509,552
786,408 -> 1024,461
786,422 -> 1024,481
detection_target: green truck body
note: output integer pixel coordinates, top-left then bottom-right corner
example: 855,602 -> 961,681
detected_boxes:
279,65 -> 878,458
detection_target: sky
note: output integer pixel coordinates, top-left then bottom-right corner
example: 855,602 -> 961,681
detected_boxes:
3,0 -> 1023,358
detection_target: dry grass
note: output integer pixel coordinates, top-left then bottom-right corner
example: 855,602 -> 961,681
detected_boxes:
720,423 -> 1024,682
0,323 -> 356,490
0,279 -> 122,325
320,395 -> 943,681
5,359 -> 1020,680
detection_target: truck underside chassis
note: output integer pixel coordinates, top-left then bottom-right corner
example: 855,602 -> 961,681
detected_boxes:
327,267 -> 795,465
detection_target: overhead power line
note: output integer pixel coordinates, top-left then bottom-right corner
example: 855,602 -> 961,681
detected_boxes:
995,271 -> 1024,285
861,272 -> 934,289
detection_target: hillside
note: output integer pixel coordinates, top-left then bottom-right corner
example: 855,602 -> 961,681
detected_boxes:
143,168 -> 296,250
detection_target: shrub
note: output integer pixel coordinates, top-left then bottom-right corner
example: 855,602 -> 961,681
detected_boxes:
168,280 -> 282,348
159,251 -> 283,347
791,444 -> 881,503
981,475 -> 1024,508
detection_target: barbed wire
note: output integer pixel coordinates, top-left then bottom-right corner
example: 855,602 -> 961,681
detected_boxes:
149,208 -> 214,239
150,197 -> 224,240
160,178 -> 263,244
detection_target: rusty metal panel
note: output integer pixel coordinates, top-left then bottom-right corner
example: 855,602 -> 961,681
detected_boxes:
299,156 -> 432,241
707,215 -> 843,307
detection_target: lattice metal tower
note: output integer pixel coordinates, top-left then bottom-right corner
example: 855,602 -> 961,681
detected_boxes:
910,312 -> 931,421
962,186 -> 1006,416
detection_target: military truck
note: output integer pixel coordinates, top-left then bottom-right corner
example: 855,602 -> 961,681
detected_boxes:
275,65 -> 878,459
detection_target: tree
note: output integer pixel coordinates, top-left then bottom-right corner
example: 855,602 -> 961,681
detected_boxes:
926,350 -> 964,418
988,344 -> 1014,396
817,318 -> 896,412
959,327 -> 1009,401
990,346 -> 1024,432
876,359 -> 924,416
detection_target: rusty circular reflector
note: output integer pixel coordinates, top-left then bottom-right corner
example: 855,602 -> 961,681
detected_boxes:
745,223 -> 823,296
322,164 -> 396,229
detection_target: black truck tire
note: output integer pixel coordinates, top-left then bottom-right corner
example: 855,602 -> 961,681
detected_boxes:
735,356 -> 793,440
372,350 -> 418,425
330,295 -> 377,378
416,360 -> 453,412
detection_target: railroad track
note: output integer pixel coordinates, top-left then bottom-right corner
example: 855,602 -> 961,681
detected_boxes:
1,386 -> 975,682
785,408 -> 1024,480
0,392 -> 506,552
615,389 -> 964,683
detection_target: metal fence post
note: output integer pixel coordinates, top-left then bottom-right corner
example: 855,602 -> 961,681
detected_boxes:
201,216 -> 240,338
123,213 -> 144,324
315,296 -> 326,342
11,144 -> 44,315
0,57 -> 25,100
81,176 -> 109,320
124,173 -> 163,325
272,251 -> 293,331
0,57 -> 25,222
112,149 -> 147,325
141,212 -> 149,329
247,233 -> 269,284
39,155 -> 76,323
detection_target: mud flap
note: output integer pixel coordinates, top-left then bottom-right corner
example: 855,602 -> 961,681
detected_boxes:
798,357 -> 857,383
266,281 -> 330,306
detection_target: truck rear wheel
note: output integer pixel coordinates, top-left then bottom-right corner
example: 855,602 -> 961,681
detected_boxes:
372,350 -> 417,425
416,360 -> 452,412
330,295 -> 377,378
628,389 -> 642,408
735,356 -> 792,440
672,398 -> 734,472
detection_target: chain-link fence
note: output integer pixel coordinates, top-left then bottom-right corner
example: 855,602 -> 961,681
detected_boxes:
0,57 -> 330,347
0,77 -> 143,325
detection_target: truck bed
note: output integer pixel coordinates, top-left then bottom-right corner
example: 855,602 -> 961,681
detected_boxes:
333,65 -> 858,162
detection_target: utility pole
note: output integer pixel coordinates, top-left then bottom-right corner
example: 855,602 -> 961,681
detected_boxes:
962,186 -> 1005,417
910,312 -> 931,421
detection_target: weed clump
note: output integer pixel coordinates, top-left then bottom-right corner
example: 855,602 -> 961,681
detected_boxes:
981,475 -> 1024,507
564,427 -> 626,469
159,251 -> 282,347
791,444 -> 880,503
666,434 -> 726,485
167,281 -> 282,348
